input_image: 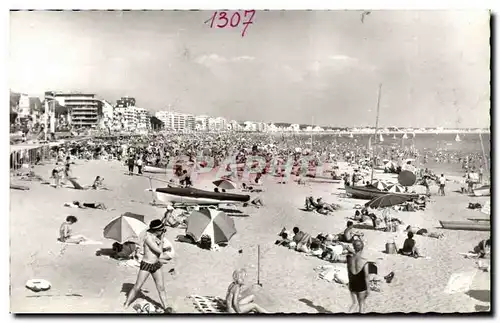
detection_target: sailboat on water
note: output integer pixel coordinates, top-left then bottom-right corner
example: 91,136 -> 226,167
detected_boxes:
379,133 -> 384,142
349,133 -> 354,138
392,133 -> 396,139
455,134 -> 461,142
402,132 -> 408,139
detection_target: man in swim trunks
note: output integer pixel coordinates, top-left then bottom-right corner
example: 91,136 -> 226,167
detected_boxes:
124,219 -> 169,312
347,240 -> 370,313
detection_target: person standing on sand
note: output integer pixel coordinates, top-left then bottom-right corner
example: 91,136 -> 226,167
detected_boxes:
347,240 -> 370,313
127,155 -> 135,175
124,219 -> 170,312
438,174 -> 446,196
136,155 -> 144,175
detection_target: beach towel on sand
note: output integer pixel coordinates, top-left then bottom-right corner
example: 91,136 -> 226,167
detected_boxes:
189,295 -> 227,313
57,240 -> 102,245
444,271 -> 477,294
315,265 -> 349,285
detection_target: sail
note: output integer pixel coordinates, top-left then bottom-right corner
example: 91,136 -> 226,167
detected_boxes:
403,132 -> 408,139
349,133 -> 354,138
379,133 -> 384,142
455,134 -> 461,142
392,134 -> 396,139
368,136 -> 372,150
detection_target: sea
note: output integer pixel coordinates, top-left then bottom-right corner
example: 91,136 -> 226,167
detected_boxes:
307,132 -> 491,177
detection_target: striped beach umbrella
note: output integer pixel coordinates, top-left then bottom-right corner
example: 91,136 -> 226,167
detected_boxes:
371,180 -> 388,191
213,179 -> 237,190
387,184 -> 406,193
186,208 -> 237,244
103,213 -> 147,244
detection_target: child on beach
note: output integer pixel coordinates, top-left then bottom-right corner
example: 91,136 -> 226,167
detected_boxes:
398,232 -> 421,257
51,163 -> 64,188
225,269 -> 269,314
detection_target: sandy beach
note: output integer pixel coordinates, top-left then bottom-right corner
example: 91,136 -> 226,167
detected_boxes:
9,159 -> 490,313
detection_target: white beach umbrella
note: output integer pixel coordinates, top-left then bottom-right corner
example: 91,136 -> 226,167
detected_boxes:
387,184 -> 405,193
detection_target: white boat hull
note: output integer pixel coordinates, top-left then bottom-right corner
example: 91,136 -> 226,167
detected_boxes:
154,191 -> 240,206
144,166 -> 168,174
473,188 -> 490,197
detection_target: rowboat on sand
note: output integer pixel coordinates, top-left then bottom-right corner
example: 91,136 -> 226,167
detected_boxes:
439,220 -> 490,232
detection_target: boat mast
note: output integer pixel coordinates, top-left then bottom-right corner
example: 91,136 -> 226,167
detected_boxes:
370,83 -> 382,183
478,130 -> 489,181
311,116 -> 314,147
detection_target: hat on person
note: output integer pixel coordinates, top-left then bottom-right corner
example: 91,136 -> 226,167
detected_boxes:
149,219 -> 165,231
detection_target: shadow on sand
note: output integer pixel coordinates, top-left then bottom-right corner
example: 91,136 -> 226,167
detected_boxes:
121,283 -> 162,309
298,298 -> 333,313
95,248 -> 115,257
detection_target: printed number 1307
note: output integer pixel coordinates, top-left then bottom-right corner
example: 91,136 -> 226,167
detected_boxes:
207,10 -> 256,37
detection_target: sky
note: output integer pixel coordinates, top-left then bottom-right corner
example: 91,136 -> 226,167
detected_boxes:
9,10 -> 490,128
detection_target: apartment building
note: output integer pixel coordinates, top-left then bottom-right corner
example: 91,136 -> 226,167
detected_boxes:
155,110 -> 195,132
45,91 -> 101,128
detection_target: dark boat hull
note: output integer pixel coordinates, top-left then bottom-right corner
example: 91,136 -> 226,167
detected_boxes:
344,184 -> 419,200
155,187 -> 250,205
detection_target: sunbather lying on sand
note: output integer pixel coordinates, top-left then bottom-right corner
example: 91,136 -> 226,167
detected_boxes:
304,197 -> 340,214
226,269 -> 269,314
59,216 -> 91,244
351,210 -> 379,228
473,238 -> 491,258
64,201 -> 107,209
241,183 -> 265,193
398,232 -> 421,258
112,241 -> 140,260
163,205 -> 187,228
405,226 -> 444,239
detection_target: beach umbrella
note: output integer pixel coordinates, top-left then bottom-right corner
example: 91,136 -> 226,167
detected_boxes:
398,170 -> 417,186
186,208 -> 237,244
365,193 -> 413,209
387,183 -> 405,193
371,179 -> 388,191
213,179 -> 237,190
103,213 -> 147,244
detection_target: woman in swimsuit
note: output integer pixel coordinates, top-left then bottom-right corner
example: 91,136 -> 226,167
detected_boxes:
225,269 -> 269,314
59,216 -> 89,244
346,240 -> 370,313
124,219 -> 170,312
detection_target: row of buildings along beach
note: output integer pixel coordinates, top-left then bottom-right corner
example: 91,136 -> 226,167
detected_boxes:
10,91 -> 489,134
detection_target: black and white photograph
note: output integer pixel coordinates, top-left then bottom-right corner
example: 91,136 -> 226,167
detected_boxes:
8,8 -> 491,314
